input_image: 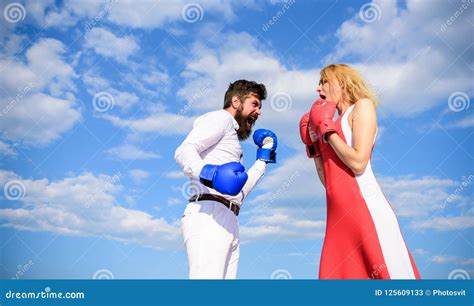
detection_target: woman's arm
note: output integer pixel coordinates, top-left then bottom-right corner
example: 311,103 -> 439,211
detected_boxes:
326,99 -> 377,175
299,112 -> 326,187
313,156 -> 325,187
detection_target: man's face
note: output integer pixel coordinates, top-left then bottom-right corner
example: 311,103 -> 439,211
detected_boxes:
234,93 -> 262,140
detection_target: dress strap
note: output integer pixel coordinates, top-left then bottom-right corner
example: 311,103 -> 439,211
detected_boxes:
341,104 -> 355,121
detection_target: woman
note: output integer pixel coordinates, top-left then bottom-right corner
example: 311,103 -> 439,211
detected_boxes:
299,64 -> 421,279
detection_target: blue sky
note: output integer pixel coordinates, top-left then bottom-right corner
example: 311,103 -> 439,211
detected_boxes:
0,0 -> 472,280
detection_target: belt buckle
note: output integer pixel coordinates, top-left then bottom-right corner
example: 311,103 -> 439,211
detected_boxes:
229,201 -> 237,215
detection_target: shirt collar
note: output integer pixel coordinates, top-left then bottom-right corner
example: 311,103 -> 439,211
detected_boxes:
222,109 -> 239,130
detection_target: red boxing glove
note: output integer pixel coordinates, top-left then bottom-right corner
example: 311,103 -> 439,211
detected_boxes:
299,112 -> 321,158
309,99 -> 337,141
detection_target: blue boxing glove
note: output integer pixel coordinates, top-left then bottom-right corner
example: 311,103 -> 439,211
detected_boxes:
253,129 -> 278,163
199,162 -> 248,196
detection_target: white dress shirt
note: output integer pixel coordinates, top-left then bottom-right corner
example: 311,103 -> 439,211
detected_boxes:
175,109 -> 267,206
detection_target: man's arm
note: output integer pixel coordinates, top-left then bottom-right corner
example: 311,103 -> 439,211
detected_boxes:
239,129 -> 277,201
175,113 -> 229,179
240,160 -> 267,200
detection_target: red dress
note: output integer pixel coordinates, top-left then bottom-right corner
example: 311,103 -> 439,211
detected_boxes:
318,105 -> 421,279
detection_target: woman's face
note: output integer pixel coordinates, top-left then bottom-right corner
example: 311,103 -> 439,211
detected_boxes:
317,77 -> 343,104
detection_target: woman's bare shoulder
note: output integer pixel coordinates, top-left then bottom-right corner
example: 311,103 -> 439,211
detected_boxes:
352,98 -> 376,118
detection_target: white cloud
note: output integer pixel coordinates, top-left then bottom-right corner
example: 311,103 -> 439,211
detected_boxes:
82,66 -> 169,114
0,170 -> 181,249
128,169 -> 150,183
240,214 -> 326,243
28,0 -> 237,29
141,69 -> 169,87
462,258 -> 474,266
24,0 -> 56,25
239,153 -> 472,242
165,171 -> 185,179
105,0 -> 234,29
430,254 -> 474,266
324,0 -> 473,116
0,93 -> 81,146
0,141 -> 16,157
83,11 -> 451,149
102,112 -> 196,135
413,248 -> 430,257
379,176 -> 462,217
167,197 -> 182,206
431,255 -> 459,264
179,32 -> 319,110
84,28 -> 139,63
126,0 -> 236,28
413,249 -> 473,267
177,31 -> 321,149
0,38 -> 81,147
0,33 -> 29,56
82,70 -> 111,93
83,70 -> 140,111
412,215 -> 474,231
239,153 -> 327,243
108,89 -> 139,110
121,65 -> 170,97
0,38 -> 77,96
449,115 -> 474,129
250,153 -> 325,204
106,144 -> 161,160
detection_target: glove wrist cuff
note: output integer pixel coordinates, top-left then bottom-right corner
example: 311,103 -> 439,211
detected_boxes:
306,144 -> 321,158
319,119 -> 337,139
306,145 -> 317,158
256,148 -> 276,163
199,164 -> 216,188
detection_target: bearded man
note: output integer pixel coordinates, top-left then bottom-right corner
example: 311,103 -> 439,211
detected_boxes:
175,80 -> 278,279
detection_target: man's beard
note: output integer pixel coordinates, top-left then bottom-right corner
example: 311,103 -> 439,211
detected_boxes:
234,107 -> 253,140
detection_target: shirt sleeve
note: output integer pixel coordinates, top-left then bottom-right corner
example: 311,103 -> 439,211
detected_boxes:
240,159 -> 267,201
174,112 -> 231,179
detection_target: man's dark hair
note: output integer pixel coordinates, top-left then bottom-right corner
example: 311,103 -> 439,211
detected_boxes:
223,80 -> 267,109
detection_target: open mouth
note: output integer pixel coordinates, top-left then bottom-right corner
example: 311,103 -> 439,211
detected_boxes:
247,116 -> 257,128
320,94 -> 326,100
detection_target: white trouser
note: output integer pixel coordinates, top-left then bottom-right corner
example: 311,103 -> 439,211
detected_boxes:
181,200 -> 240,279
